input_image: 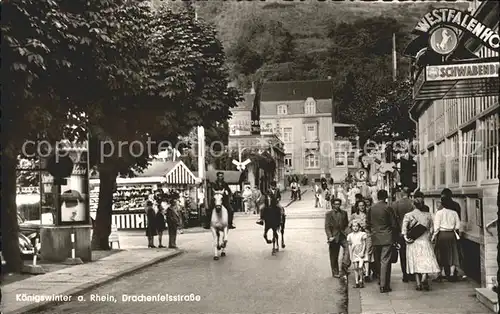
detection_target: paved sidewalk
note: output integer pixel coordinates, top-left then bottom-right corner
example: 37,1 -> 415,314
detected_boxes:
1,248 -> 183,314
348,260 -> 491,314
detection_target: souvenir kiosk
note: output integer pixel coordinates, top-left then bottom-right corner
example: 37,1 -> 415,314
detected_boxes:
89,160 -> 199,230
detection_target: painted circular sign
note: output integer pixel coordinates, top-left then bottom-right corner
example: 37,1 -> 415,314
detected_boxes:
355,168 -> 368,182
429,26 -> 458,55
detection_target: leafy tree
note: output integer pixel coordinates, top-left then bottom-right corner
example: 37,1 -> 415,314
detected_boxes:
1,0 -> 118,272
89,5 -> 240,249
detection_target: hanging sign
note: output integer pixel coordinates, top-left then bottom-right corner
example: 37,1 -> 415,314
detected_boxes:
426,62 -> 499,81
413,8 -> 499,52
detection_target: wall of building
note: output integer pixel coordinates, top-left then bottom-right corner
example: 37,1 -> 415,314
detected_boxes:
260,100 -> 335,180
416,29 -> 499,287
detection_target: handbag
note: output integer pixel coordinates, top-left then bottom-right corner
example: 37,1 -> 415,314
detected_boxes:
390,244 -> 399,263
406,216 -> 428,241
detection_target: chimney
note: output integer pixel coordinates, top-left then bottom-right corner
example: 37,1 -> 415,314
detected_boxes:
250,82 -> 255,94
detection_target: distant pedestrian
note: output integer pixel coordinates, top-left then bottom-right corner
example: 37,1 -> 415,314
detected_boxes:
363,197 -> 376,281
432,196 -> 461,282
325,198 -> 350,279
402,202 -> 440,291
145,201 -> 157,248
324,187 -> 332,209
315,184 -> 323,208
348,221 -> 367,288
367,190 -> 398,293
178,192 -> 185,234
156,204 -> 167,248
166,193 -> 181,249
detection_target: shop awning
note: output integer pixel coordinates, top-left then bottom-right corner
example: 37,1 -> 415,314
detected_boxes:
164,161 -> 198,185
413,60 -> 499,100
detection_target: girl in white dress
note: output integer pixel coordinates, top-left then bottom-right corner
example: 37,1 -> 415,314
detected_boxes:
347,221 -> 367,288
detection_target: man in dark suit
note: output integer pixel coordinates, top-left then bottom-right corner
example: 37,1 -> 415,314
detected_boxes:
325,198 -> 350,279
392,187 -> 414,282
367,190 -> 398,293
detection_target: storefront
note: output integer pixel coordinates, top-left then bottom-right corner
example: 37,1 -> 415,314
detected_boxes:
405,0 -> 499,289
227,134 -> 286,193
89,160 -> 200,230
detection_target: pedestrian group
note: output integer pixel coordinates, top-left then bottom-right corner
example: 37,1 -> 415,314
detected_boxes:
326,186 -> 463,292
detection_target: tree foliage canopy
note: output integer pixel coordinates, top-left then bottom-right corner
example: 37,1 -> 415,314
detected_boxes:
2,0 -> 240,267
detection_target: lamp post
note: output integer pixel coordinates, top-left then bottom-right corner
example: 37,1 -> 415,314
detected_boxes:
232,140 -> 251,172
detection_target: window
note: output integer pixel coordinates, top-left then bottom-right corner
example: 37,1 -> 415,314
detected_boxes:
420,153 -> 427,190
277,104 -> 288,115
305,153 -> 319,168
445,99 -> 459,134
459,97 -> 476,126
437,142 -> 445,186
427,103 -> 435,143
305,124 -> 318,141
448,134 -> 460,184
281,127 -> 293,143
334,152 -> 346,167
347,152 -> 355,167
436,101 -> 445,140
462,127 -> 478,183
428,148 -> 435,189
304,97 -> 316,115
481,113 -> 499,181
284,154 -> 292,168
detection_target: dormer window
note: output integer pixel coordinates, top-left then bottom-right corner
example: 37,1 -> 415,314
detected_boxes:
304,97 -> 316,115
277,104 -> 288,115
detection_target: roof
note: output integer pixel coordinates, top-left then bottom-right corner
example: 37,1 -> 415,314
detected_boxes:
260,98 -> 333,115
232,93 -> 255,111
134,160 -> 179,177
90,160 -> 198,185
332,122 -> 355,128
260,80 -> 333,102
193,170 -> 244,184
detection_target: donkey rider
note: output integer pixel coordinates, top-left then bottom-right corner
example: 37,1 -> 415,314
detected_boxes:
256,181 -> 285,225
206,171 -> 236,229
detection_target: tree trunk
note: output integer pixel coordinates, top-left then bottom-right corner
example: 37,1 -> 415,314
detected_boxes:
91,163 -> 118,250
1,154 -> 23,272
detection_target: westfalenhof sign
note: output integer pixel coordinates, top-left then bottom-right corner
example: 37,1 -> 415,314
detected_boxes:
413,8 -> 499,51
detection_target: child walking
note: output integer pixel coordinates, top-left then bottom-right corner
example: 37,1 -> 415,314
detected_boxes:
347,221 -> 367,288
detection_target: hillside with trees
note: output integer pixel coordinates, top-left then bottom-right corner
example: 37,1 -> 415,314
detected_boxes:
195,0 -> 469,90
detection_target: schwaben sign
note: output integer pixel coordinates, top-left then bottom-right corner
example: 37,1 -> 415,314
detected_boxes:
413,8 -> 499,51
426,62 -> 499,81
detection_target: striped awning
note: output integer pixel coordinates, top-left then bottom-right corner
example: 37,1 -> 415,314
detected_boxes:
165,162 -> 198,185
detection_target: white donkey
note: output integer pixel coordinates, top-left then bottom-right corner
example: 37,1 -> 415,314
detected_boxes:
210,190 -> 228,260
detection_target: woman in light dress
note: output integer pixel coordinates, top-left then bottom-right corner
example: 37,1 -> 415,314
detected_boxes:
347,221 -> 367,288
402,202 -> 440,291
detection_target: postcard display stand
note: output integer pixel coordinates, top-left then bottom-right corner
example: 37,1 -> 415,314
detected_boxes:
40,144 -> 92,263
